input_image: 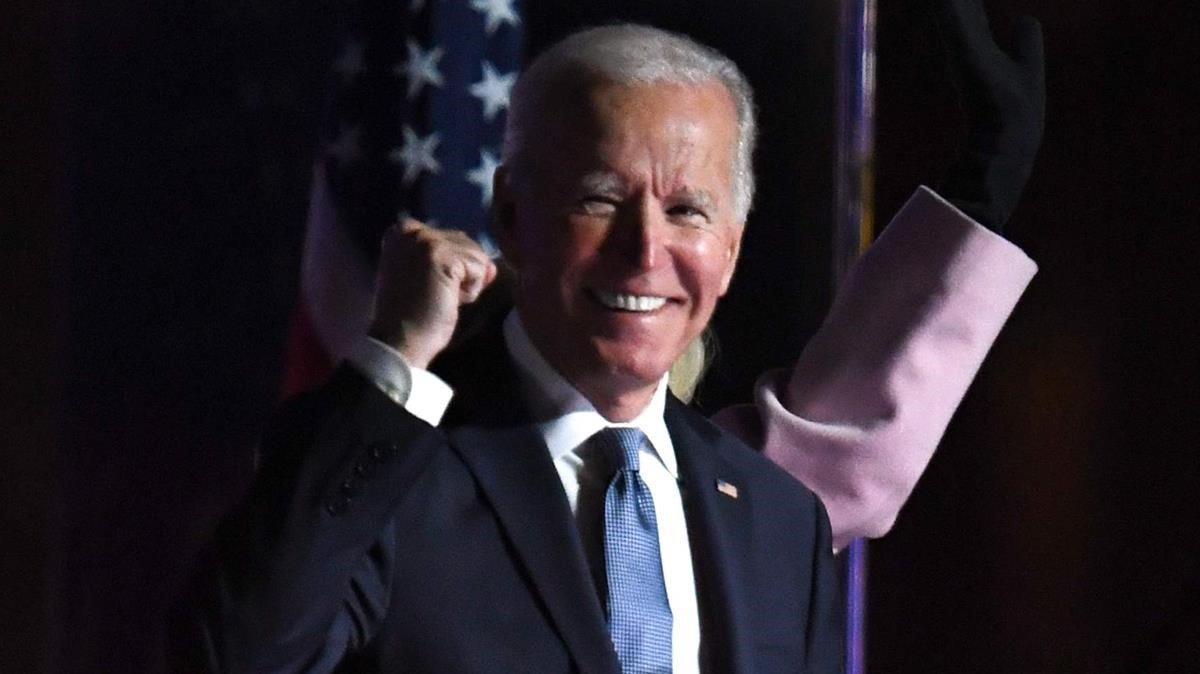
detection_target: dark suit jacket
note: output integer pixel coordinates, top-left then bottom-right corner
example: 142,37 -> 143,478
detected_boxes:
180,327 -> 843,673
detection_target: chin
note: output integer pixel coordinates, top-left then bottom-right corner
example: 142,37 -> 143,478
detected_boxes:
590,340 -> 677,389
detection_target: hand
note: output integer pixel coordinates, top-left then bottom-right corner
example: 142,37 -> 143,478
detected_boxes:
934,0 -> 1045,232
369,219 -> 498,369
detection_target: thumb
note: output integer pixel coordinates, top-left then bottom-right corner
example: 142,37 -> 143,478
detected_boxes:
458,258 -> 498,304
483,259 -> 498,287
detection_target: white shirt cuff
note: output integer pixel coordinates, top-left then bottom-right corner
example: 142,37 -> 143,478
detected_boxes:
346,336 -> 454,426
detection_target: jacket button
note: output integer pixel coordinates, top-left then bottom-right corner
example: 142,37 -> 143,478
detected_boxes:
354,460 -> 375,478
369,440 -> 397,462
325,494 -> 350,516
340,476 -> 364,496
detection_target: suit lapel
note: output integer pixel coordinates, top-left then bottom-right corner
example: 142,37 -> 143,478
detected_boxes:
448,424 -> 619,674
667,397 -> 755,674
434,323 -> 618,674
434,319 -> 754,672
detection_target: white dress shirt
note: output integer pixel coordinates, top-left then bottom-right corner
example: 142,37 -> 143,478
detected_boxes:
347,312 -> 703,674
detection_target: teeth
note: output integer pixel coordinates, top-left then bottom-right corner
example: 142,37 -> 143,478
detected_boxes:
594,290 -> 668,312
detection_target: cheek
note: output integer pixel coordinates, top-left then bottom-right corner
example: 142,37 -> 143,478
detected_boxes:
516,219 -> 602,292
676,237 -> 738,305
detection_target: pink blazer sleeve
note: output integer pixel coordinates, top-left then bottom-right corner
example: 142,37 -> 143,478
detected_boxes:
712,186 -> 1037,551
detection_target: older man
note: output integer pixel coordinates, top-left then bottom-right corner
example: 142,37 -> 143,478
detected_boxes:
184,13 -> 1041,674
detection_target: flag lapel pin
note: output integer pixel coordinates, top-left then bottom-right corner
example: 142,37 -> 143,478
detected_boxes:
715,479 -> 739,499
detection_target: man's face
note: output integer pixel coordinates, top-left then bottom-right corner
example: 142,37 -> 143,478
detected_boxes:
497,78 -> 744,410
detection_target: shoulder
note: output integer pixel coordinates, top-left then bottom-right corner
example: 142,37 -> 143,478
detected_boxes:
668,396 -> 835,592
667,396 -> 823,516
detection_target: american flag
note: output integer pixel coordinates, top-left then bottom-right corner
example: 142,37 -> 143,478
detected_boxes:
283,0 -> 524,395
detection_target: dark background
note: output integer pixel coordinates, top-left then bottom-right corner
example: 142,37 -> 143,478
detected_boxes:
4,0 -> 1198,671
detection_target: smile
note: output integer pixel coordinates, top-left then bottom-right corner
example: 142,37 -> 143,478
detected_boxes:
591,290 -> 669,313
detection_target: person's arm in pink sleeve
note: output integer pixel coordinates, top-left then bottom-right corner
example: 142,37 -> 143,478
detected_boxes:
713,186 -> 1035,551
712,1 -> 1046,551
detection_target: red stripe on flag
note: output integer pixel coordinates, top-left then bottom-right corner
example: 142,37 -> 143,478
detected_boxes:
280,303 -> 336,399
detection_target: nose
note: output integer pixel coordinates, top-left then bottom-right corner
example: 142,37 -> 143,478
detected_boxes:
613,198 -> 666,271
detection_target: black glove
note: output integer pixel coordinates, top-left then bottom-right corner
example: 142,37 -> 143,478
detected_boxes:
934,0 -> 1045,233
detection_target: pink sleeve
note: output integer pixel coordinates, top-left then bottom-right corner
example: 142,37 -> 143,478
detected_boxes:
712,186 -> 1037,551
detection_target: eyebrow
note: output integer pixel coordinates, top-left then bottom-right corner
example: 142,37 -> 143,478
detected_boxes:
576,173 -> 718,212
577,171 -> 626,195
674,188 -> 717,212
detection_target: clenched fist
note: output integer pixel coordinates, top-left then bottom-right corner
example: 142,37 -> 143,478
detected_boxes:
368,219 -> 498,369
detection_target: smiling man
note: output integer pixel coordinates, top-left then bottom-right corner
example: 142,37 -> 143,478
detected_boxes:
497,76 -> 743,421
184,15 -> 1041,674
352,28 -> 842,671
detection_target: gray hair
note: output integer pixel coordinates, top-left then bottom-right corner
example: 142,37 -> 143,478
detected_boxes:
503,24 -> 758,220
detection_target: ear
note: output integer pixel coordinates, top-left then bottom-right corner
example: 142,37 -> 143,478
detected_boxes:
492,164 -> 520,268
717,223 -> 744,296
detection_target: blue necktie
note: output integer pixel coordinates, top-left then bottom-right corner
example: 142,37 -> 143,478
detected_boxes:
591,427 -> 673,673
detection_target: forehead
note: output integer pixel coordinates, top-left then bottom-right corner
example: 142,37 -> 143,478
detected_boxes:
584,78 -> 738,134
524,78 -> 739,197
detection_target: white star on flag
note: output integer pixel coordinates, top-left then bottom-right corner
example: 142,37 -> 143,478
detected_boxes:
469,61 -> 517,121
469,0 -> 520,35
465,149 -> 501,206
389,126 -> 441,185
394,39 -> 444,100
326,126 -> 363,164
333,40 -> 365,82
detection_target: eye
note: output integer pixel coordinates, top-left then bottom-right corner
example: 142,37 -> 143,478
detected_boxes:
576,195 -> 619,217
666,203 -> 710,225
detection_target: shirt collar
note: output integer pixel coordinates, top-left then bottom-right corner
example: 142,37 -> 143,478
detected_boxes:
502,310 -> 677,478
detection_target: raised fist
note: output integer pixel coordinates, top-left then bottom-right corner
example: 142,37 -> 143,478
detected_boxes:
368,219 -> 498,369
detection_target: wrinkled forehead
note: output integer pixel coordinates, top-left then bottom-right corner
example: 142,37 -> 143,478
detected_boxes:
540,71 -> 735,129
515,76 -> 740,187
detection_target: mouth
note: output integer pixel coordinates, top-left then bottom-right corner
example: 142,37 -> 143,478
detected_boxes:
589,289 -> 669,313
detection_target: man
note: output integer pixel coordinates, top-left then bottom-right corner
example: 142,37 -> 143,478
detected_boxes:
181,11 -> 1041,673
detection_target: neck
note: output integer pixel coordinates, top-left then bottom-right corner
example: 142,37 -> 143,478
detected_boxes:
572,377 -> 658,423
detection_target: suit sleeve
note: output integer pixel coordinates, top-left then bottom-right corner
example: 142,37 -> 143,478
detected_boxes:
174,365 -> 444,673
712,186 -> 1037,551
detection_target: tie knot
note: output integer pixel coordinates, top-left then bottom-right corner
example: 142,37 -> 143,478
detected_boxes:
590,427 -> 647,473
